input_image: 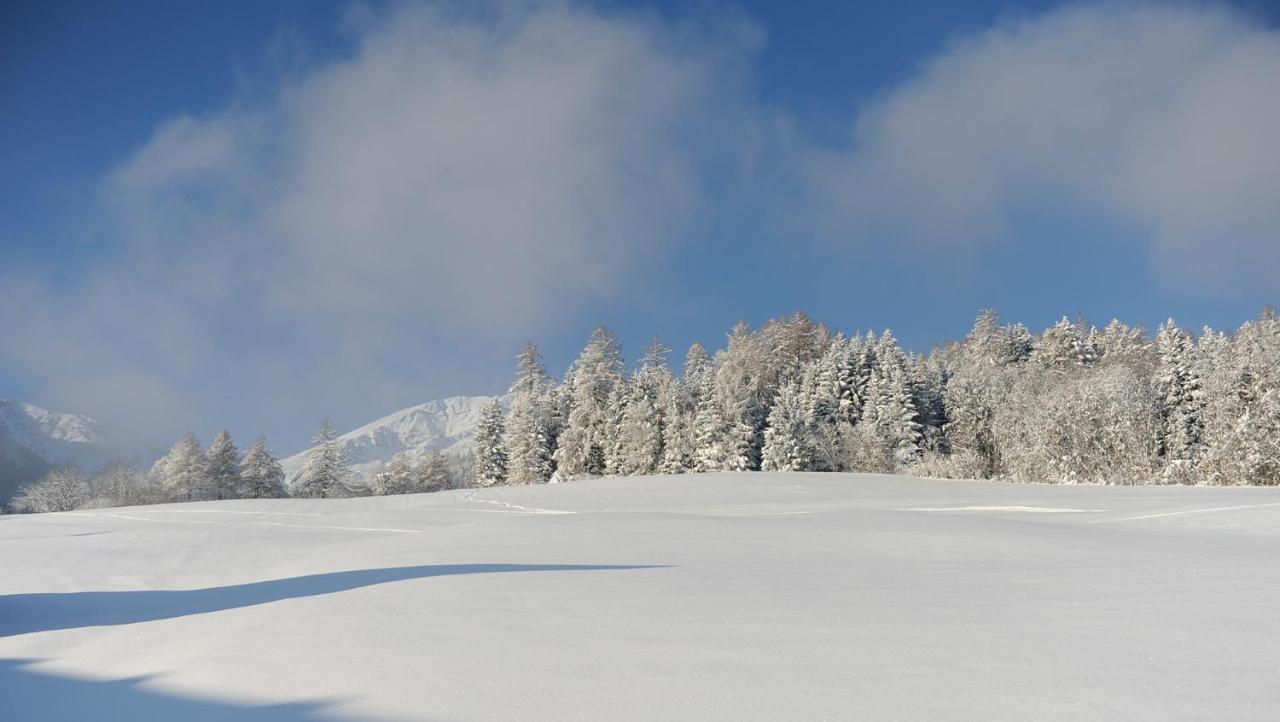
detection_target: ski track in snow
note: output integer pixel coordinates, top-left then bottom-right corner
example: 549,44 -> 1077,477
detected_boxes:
902,506 -> 1108,514
58,510 -> 421,534
462,490 -> 576,515
1099,501 -> 1280,522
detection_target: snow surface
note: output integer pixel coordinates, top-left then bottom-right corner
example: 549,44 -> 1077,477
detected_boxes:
2,472 -> 1278,721
280,395 -> 505,484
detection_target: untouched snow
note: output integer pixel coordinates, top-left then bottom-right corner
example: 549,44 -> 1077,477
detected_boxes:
280,395 -> 505,484
2,472 -> 1278,721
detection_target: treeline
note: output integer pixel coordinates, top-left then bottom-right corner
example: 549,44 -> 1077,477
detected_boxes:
8,421 -> 472,512
11,306 -> 1279,512
9,433 -> 291,513
468,307 -> 1280,487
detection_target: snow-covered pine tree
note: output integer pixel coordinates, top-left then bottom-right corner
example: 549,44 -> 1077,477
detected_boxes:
505,342 -> 555,485
373,453 -> 417,495
239,436 -> 286,498
602,382 -> 629,476
693,370 -> 731,472
658,343 -> 707,474
206,430 -> 241,500
761,379 -> 813,471
151,433 -> 211,501
615,383 -> 662,475
292,419 -> 352,498
417,450 -> 452,492
1033,316 -> 1094,370
881,373 -> 924,467
554,327 -> 624,479
1155,320 -> 1205,467
613,339 -> 671,476
473,399 -> 508,487
715,322 -> 773,470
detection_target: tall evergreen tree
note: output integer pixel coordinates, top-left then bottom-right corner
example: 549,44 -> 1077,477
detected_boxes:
239,436 -> 286,498
505,342 -> 555,485
206,430 -> 241,500
151,433 -> 210,501
761,380 -> 814,471
614,339 -> 671,476
1155,320 -> 1205,465
473,399 -> 508,486
554,327 -> 624,479
293,419 -> 352,498
417,450 -> 452,492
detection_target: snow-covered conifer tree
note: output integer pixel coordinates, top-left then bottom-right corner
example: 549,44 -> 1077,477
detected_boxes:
417,450 -> 452,492
505,342 -> 555,485
1033,317 -> 1094,370
614,339 -> 671,476
1155,320 -> 1205,466
151,433 -> 211,501
693,371 -> 731,472
761,380 -> 813,471
206,430 -> 241,500
554,327 -> 624,479
658,343 -> 707,473
373,453 -> 417,495
292,419 -> 352,498
239,436 -> 286,498
473,399 -> 508,486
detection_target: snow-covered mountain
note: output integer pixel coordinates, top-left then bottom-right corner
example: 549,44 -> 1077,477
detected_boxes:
0,400 -> 160,504
281,395 -> 506,483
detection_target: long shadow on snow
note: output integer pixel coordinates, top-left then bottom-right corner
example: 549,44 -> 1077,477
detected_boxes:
0,658 -> 370,722
0,563 -> 660,637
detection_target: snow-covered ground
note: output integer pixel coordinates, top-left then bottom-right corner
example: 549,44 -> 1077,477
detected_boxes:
2,473 -> 1278,721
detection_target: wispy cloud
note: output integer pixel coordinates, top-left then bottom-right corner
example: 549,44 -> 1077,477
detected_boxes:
1,2 -> 1276,448
0,2 -> 759,444
806,3 -> 1280,284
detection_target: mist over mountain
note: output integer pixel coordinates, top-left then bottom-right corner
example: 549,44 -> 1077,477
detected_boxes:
0,400 -> 161,505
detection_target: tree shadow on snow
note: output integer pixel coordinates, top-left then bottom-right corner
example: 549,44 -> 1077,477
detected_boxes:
0,658 -> 364,722
0,563 -> 660,637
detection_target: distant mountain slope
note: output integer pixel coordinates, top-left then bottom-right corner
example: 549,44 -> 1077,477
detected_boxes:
281,395 -> 506,484
0,400 -> 160,505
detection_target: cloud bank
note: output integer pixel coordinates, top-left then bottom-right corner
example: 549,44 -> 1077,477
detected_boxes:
1,1 -> 1276,449
0,2 -> 759,445
809,2 -> 1280,284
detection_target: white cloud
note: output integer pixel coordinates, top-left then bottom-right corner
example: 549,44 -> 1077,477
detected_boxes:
807,2 -> 1280,285
3,1 -> 1277,448
0,2 -> 758,445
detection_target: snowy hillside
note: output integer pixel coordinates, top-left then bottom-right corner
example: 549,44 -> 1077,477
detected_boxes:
3,472 -> 1279,721
0,400 -> 158,504
281,395 -> 506,483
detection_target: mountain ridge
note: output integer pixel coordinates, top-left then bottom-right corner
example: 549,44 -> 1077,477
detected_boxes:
281,394 -> 506,484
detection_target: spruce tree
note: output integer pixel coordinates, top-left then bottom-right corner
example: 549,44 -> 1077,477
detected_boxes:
151,433 -> 210,501
554,327 -> 624,479
293,419 -> 352,498
239,436 -> 286,498
417,450 -> 452,492
1155,320 -> 1205,464
505,342 -> 555,484
761,380 -> 813,471
206,430 -> 241,500
473,399 -> 508,486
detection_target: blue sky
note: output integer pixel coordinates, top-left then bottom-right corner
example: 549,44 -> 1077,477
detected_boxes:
2,0 -> 1278,453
